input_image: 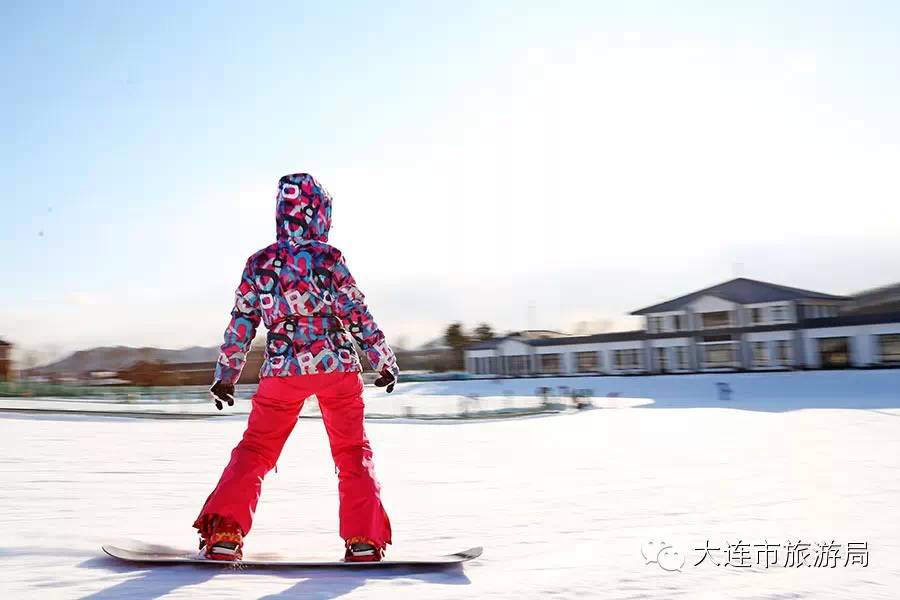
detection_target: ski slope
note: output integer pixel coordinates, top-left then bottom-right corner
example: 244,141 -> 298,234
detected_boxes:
1,370 -> 899,598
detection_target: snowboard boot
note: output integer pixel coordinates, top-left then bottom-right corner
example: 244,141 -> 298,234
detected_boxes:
198,515 -> 244,561
344,536 -> 384,562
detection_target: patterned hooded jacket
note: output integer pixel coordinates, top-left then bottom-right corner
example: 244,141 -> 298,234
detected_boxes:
214,173 -> 399,384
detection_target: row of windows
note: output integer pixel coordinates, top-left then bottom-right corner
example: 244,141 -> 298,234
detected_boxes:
749,304 -> 794,324
470,335 -> 900,375
541,354 -> 561,374
648,305 -> 801,333
476,349 -> 670,373
804,304 -> 841,319
613,349 -> 642,370
751,340 -> 793,367
701,342 -> 737,367
577,351 -> 600,372
654,346 -> 690,371
647,315 -> 689,333
471,357 -> 500,375
882,334 -> 900,363
816,334 -> 900,368
702,311 -> 732,329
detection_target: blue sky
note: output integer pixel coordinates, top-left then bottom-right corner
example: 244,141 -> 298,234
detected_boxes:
3,1 -> 900,361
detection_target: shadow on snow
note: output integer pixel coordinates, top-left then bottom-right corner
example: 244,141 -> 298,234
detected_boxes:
76,554 -> 471,600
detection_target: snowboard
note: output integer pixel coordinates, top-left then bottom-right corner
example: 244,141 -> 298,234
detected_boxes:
102,541 -> 482,569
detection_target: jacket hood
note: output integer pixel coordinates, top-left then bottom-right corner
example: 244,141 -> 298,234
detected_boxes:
275,173 -> 332,244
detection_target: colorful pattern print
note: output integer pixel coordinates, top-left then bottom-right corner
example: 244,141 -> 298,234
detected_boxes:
214,173 -> 399,384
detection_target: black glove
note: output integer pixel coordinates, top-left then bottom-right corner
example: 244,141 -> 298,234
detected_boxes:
374,369 -> 397,393
210,380 -> 235,410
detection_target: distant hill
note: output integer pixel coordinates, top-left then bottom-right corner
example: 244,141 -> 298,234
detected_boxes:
28,345 -> 220,376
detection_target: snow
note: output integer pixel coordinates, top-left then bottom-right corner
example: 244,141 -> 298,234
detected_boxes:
1,370 -> 899,598
6,370 -> 899,418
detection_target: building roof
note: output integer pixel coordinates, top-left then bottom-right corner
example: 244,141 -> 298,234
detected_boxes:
850,282 -> 900,306
630,278 -> 848,315
466,330 -> 567,351
803,310 -> 900,329
467,338 -> 503,350
467,329 -> 643,350
529,330 -> 646,346
466,311 -> 900,353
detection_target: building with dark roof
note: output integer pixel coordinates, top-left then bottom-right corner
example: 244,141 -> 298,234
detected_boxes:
464,278 -> 900,377
0,338 -> 12,381
630,278 -> 847,315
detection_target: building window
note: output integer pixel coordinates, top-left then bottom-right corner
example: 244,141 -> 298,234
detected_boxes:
674,346 -> 689,370
819,337 -> 850,368
775,340 -> 792,366
509,355 -> 530,376
702,343 -> 736,368
477,357 -> 495,374
540,354 -> 562,375
752,341 -> 769,367
614,349 -> 641,370
648,316 -> 678,333
771,305 -> 788,322
701,311 -> 732,329
751,308 -> 763,325
879,335 -> 900,364
655,347 -> 668,372
576,351 -> 599,373
808,304 -> 838,319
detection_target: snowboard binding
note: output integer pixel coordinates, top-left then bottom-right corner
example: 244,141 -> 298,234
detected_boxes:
196,515 -> 244,561
344,537 -> 384,562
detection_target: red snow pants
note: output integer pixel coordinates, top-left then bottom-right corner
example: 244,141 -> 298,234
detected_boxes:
193,373 -> 392,548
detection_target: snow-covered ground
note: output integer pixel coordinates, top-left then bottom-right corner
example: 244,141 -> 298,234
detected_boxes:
2,370 -> 899,598
4,369 -> 900,418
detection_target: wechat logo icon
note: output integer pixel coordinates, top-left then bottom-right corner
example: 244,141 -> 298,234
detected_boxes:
641,540 -> 685,572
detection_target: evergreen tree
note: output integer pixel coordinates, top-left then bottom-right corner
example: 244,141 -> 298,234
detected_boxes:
473,323 -> 495,341
444,322 -> 470,370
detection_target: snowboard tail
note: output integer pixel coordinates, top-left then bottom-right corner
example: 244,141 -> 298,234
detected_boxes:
102,541 -> 482,568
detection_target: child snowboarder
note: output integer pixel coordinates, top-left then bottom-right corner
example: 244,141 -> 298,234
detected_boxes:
194,173 -> 399,562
